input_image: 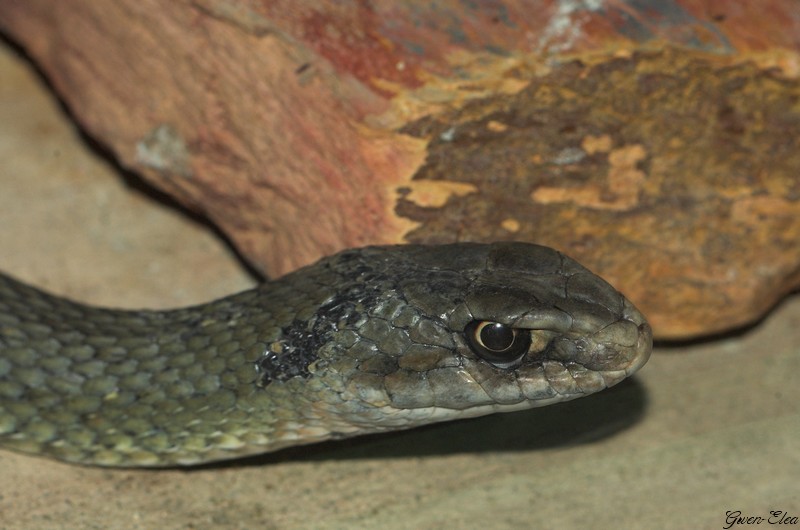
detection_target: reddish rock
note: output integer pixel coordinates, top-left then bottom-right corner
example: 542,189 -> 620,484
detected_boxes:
1,1 -> 799,338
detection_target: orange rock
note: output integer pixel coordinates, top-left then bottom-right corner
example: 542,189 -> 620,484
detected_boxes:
1,1 -> 799,338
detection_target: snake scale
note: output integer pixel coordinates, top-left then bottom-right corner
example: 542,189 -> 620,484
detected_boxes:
0,242 -> 651,467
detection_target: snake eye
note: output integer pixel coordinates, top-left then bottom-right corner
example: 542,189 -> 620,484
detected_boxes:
465,320 -> 531,369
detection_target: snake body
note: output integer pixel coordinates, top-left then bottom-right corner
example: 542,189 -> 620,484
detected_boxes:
0,242 -> 651,467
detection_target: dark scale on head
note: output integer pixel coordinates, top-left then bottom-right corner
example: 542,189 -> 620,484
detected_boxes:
255,324 -> 318,385
255,267 -> 388,386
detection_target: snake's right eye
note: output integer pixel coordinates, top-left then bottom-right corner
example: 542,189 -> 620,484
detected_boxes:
465,320 -> 531,369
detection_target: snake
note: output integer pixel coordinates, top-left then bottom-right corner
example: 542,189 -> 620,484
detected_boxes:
0,242 -> 651,467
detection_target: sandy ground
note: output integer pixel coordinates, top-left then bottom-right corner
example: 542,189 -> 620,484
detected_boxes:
1,42 -> 798,530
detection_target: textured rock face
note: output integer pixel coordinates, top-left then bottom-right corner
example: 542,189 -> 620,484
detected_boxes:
1,1 -> 799,338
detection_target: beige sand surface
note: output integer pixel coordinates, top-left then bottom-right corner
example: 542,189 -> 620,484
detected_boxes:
1,43 -> 798,530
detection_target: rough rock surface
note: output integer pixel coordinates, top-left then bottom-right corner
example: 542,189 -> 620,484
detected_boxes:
1,1 -> 800,338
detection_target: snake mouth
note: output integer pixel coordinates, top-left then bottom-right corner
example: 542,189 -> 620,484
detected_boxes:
375,318 -> 653,422
376,301 -> 653,417
458,308 -> 653,410
353,319 -> 652,427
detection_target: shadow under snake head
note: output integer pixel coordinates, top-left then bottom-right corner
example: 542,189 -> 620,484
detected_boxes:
0,242 -> 651,466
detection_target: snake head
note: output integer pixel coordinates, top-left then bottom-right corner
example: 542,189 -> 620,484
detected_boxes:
313,242 -> 652,431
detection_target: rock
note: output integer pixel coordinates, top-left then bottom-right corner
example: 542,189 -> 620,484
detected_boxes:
1,1 -> 799,338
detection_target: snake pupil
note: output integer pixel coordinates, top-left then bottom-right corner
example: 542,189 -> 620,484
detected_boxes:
479,322 -> 515,352
464,320 -> 532,369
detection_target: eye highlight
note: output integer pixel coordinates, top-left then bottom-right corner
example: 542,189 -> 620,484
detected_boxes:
464,320 -> 531,369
